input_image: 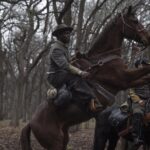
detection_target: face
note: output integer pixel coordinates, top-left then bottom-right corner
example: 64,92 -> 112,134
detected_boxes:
57,30 -> 71,44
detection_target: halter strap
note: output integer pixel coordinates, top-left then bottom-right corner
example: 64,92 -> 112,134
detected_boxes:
87,54 -> 120,71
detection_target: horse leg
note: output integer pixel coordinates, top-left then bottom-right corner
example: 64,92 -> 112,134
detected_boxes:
50,139 -> 64,150
20,123 -> 32,150
44,129 -> 64,150
93,136 -> 107,150
39,131 -> 64,150
127,75 -> 150,88
62,126 -> 69,150
93,125 -> 108,150
127,141 -> 141,150
107,133 -> 119,150
30,122 -> 64,150
123,66 -> 150,81
110,67 -> 150,88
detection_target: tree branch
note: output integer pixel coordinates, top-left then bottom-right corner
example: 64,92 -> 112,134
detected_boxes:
57,0 -> 74,24
27,41 -> 52,74
1,0 -> 23,4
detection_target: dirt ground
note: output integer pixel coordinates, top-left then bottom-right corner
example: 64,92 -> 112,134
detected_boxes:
0,122 -> 142,150
0,125 -> 94,150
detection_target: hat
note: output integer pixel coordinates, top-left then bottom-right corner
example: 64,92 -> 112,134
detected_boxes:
52,24 -> 73,37
135,58 -> 150,68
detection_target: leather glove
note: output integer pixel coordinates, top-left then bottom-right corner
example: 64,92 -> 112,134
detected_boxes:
138,100 -> 145,107
80,71 -> 90,79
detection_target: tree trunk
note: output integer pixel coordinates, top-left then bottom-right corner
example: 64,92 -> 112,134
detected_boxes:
10,79 -> 26,126
0,22 -> 4,120
76,0 -> 86,51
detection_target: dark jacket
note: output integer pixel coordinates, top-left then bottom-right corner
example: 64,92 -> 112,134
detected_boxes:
47,40 -> 95,101
49,40 -> 70,73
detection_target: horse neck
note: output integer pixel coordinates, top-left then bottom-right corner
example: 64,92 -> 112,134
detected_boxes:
88,24 -> 124,57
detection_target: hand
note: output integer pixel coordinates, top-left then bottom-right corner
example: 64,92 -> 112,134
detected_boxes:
47,88 -> 57,99
138,100 -> 145,107
80,71 -> 90,79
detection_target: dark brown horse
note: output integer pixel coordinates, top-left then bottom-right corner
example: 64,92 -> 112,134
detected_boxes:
93,103 -> 150,150
20,6 -> 150,150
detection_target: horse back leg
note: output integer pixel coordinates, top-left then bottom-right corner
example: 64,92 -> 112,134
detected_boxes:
93,137 -> 107,150
31,123 -> 64,150
20,123 -> 32,150
93,128 -> 108,150
127,75 -> 150,88
50,129 -> 65,150
62,126 -> 69,150
107,133 -> 119,150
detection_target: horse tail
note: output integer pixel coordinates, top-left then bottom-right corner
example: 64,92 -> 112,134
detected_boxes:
20,123 -> 32,150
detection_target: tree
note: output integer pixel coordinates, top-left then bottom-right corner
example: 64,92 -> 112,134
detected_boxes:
0,0 -> 150,126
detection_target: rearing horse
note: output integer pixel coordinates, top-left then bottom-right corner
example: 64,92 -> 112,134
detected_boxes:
20,6 -> 150,150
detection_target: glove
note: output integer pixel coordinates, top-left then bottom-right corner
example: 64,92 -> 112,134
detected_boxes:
47,88 -> 57,99
80,71 -> 90,79
138,100 -> 145,107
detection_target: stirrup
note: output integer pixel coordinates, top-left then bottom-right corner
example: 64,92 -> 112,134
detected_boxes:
89,99 -> 104,112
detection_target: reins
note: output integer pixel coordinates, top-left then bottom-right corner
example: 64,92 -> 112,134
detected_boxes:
87,45 -> 147,72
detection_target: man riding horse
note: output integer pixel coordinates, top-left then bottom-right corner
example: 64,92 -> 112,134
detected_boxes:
129,58 -> 150,146
20,6 -> 150,150
47,24 -> 102,112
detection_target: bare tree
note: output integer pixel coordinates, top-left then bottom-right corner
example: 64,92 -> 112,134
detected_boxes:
0,0 -> 150,127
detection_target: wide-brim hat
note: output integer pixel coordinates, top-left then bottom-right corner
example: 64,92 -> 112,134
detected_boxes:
52,24 -> 73,37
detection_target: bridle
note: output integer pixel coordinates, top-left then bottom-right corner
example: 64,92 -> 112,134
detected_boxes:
81,14 -> 148,72
120,13 -> 147,53
120,13 -> 145,34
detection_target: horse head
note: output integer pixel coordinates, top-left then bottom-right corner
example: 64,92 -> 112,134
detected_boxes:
88,6 -> 150,58
117,6 -> 150,46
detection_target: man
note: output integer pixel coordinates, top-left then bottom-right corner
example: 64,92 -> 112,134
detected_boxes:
47,23 -> 102,112
129,58 -> 150,146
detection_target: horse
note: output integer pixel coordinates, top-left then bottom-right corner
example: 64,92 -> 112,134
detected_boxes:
20,6 -> 150,150
93,102 -> 150,150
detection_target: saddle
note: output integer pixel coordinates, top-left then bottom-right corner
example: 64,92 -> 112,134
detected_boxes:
72,57 -> 116,106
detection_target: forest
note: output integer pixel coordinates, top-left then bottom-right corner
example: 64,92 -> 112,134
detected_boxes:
0,0 -> 150,149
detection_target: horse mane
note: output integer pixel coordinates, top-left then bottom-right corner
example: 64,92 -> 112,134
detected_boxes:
88,14 -> 119,56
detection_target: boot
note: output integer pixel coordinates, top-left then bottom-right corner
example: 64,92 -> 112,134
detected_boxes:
89,98 -> 104,112
54,85 -> 72,107
132,113 -> 144,146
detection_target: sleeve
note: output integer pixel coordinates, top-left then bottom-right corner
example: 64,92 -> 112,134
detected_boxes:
129,89 -> 141,103
68,64 -> 82,75
51,48 -> 69,69
51,48 -> 83,75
